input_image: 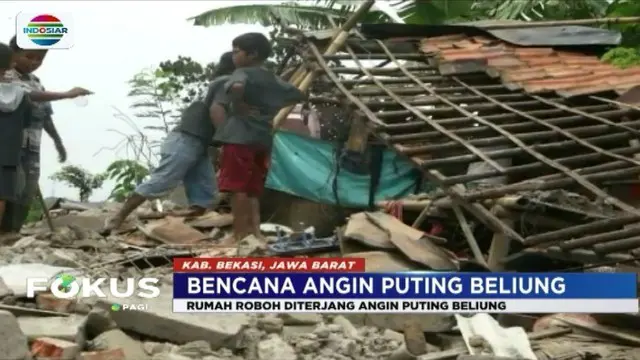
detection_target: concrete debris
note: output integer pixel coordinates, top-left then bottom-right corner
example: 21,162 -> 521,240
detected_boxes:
18,315 -> 85,341
0,310 -> 29,360
140,217 -> 208,245
95,288 -> 250,349
36,292 -> 76,313
456,314 -> 536,360
0,197 -> 636,360
258,335 -> 297,360
237,235 -> 267,256
79,348 -> 127,360
278,313 -> 323,325
92,329 -> 149,360
0,263 -> 74,296
0,276 -> 12,297
257,315 -> 285,334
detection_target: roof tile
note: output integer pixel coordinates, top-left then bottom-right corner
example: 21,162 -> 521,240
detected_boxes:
487,56 -> 523,68
522,57 -> 562,66
420,33 -> 640,97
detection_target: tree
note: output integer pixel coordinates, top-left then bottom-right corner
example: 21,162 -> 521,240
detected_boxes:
189,1 -> 396,29
50,165 -> 106,202
103,160 -> 150,202
157,56 -> 217,106
100,56 -> 217,170
601,0 -> 640,67
127,56 -> 216,135
471,0 -> 610,22
98,56 -> 219,203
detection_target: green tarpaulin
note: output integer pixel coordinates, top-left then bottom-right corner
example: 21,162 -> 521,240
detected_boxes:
265,131 -> 420,208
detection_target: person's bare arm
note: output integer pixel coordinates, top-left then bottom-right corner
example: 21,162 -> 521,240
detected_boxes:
43,115 -> 67,162
210,102 -> 226,128
28,87 -> 92,102
225,70 -> 251,115
29,90 -> 72,102
210,80 -> 231,128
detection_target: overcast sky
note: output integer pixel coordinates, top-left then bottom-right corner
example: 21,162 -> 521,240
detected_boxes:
1,1 -> 270,201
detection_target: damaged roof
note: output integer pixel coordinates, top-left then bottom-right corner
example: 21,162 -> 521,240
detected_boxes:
300,22 -> 640,267
420,34 -> 640,97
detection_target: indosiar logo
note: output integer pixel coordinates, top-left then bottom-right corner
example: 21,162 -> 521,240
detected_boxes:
16,12 -> 74,49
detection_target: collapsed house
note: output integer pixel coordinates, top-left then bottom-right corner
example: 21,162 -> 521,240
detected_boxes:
269,20 -> 640,272
4,15 -> 640,359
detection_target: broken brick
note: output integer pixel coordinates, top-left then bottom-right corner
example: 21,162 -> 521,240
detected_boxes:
79,348 -> 126,360
31,337 -> 79,360
36,292 -> 75,313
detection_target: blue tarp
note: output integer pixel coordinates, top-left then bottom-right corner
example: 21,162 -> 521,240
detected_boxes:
266,131 -> 420,208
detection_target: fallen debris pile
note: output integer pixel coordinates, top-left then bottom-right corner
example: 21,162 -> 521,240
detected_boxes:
0,199 -> 636,359
284,14 -> 640,271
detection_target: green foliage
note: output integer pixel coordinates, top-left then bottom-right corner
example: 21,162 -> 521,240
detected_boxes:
50,165 -> 106,202
158,56 -> 217,105
127,69 -> 180,134
602,47 -> 640,68
26,200 -> 43,223
104,160 -> 150,202
128,57 -> 216,136
601,0 -> 640,68
474,0 -> 609,21
606,0 -> 640,47
395,0 -> 476,24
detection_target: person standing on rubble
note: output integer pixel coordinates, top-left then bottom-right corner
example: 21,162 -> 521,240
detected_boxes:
2,36 -> 92,240
210,33 -> 306,243
0,42 -> 32,242
100,52 -> 236,236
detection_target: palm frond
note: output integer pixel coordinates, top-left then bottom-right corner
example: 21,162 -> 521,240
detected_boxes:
394,0 -> 475,24
190,3 -> 350,28
190,1 -> 396,29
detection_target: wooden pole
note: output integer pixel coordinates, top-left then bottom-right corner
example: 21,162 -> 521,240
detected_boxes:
36,185 -> 55,232
272,0 -> 376,130
487,206 -> 513,271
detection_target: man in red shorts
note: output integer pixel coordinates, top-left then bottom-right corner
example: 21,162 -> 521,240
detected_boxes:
211,32 -> 305,242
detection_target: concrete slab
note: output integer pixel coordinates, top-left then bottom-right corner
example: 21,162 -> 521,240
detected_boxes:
258,335 -> 296,360
0,263 -> 74,296
95,285 -> 250,349
18,315 -> 85,341
93,329 -> 149,360
0,310 -> 29,360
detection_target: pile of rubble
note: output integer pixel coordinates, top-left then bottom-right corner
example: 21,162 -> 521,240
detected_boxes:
0,200 -> 639,360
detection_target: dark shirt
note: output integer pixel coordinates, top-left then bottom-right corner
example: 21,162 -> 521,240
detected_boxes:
212,67 -> 305,149
0,86 -> 31,166
173,76 -> 229,144
7,70 -> 53,152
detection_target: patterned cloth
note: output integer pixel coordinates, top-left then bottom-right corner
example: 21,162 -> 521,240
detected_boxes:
6,69 -> 53,152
